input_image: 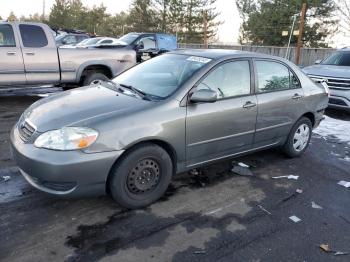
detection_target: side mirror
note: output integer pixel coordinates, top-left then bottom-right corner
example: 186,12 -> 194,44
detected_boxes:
61,39 -> 67,45
315,59 -> 321,64
190,89 -> 217,103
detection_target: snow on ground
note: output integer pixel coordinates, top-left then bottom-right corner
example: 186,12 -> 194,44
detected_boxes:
313,116 -> 350,145
313,116 -> 350,163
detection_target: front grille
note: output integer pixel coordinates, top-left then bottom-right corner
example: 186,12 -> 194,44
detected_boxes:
327,77 -> 350,90
309,75 -> 350,90
18,119 -> 36,142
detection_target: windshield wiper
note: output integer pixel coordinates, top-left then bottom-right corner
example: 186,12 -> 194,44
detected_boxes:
98,80 -> 148,100
118,83 -> 151,100
99,80 -> 157,101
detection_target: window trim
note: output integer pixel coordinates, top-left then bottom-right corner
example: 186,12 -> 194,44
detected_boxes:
187,58 -> 255,104
0,24 -> 16,47
253,58 -> 302,94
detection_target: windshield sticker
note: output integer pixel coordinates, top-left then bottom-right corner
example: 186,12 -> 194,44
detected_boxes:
187,56 -> 212,63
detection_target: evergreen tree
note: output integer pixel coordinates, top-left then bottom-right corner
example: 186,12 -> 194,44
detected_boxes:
68,0 -> 87,29
128,0 -> 158,32
48,0 -> 70,29
236,0 -> 337,47
154,0 -> 171,32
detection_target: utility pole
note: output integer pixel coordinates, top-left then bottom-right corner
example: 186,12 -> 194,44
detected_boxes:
285,14 -> 298,60
42,0 -> 46,20
295,2 -> 307,65
203,10 -> 208,48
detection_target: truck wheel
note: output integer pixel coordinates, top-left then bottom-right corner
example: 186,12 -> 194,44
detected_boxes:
283,117 -> 312,158
83,72 -> 109,86
108,144 -> 173,209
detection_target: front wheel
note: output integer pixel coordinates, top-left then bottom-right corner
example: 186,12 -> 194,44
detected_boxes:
109,144 -> 173,209
283,117 -> 312,158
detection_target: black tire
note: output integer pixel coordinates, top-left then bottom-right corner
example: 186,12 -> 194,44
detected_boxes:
109,144 -> 173,209
83,72 -> 109,86
283,117 -> 312,158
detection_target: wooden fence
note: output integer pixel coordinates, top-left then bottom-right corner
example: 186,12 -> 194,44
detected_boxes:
178,43 -> 336,66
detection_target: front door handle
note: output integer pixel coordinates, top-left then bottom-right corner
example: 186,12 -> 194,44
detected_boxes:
7,51 -> 16,56
292,93 -> 303,100
243,101 -> 257,109
25,52 -> 35,56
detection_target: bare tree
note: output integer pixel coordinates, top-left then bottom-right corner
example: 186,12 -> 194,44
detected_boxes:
336,0 -> 350,34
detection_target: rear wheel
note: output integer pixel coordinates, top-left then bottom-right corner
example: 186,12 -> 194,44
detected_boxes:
109,144 -> 173,209
283,117 -> 312,157
83,72 -> 109,86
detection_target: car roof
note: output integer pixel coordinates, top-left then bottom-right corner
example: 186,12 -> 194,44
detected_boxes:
169,48 -> 286,61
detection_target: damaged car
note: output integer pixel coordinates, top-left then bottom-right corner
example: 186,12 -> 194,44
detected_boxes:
11,49 -> 329,208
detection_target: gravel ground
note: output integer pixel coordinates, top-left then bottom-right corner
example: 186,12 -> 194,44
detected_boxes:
0,95 -> 349,262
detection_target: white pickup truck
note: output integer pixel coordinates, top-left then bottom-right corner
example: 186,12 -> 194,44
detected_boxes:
0,22 -> 136,88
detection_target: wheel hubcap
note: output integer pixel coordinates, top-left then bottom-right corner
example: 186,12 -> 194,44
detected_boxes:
293,124 -> 310,152
90,79 -> 102,85
127,158 -> 160,194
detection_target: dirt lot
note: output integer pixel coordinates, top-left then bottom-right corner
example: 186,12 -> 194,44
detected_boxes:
0,96 -> 349,262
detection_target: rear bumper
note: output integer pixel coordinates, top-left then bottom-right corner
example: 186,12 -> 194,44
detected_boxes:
10,126 -> 124,197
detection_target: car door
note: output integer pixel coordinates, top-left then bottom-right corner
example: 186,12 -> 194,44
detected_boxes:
0,23 -> 26,85
253,59 -> 306,146
186,60 -> 258,167
18,23 -> 60,85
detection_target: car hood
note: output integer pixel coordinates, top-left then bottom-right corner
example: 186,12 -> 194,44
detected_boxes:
302,64 -> 350,79
23,85 -> 150,132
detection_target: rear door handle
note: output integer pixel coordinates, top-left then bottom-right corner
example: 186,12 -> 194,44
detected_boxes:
7,51 -> 16,56
292,93 -> 303,100
25,52 -> 35,56
243,101 -> 257,109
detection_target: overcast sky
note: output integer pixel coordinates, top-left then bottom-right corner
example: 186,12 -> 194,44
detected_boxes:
0,0 -> 241,43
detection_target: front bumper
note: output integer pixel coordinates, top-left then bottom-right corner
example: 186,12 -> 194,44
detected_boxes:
328,89 -> 350,111
10,126 -> 124,197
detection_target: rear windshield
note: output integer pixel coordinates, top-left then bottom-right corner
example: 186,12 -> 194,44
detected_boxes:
321,52 -> 350,66
113,54 -> 212,99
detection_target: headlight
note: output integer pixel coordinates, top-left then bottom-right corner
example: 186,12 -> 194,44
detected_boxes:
34,127 -> 98,150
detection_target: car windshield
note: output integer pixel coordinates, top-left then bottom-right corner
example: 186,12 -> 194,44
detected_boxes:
76,38 -> 91,46
55,34 -> 66,41
77,38 -> 101,46
118,33 -> 139,44
112,54 -> 211,99
321,52 -> 350,66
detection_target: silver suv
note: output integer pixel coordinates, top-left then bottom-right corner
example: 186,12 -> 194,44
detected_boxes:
303,48 -> 350,111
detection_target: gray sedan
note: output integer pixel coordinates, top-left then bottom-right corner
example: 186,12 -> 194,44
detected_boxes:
10,49 -> 329,208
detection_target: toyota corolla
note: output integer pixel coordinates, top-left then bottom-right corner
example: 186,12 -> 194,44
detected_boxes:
11,49 -> 329,208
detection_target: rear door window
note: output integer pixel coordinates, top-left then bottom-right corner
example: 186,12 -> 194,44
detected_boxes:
19,24 -> 48,48
255,60 -> 300,93
0,24 -> 16,47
